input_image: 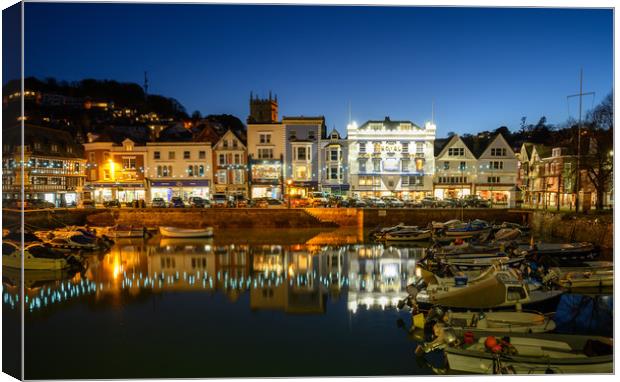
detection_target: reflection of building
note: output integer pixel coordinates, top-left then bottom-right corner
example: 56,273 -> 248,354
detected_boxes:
83,134 -> 147,203
283,116 -> 325,197
3,124 -> 86,206
347,244 -> 420,313
212,129 -> 248,198
145,141 -> 213,202
347,117 -> 436,199
320,128 -> 349,195
249,246 -> 326,314
247,94 -> 285,199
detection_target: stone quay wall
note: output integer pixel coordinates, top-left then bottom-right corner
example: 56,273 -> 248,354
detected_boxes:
530,211 -> 613,249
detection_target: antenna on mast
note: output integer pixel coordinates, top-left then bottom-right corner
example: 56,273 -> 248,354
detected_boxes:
348,101 -> 352,125
143,71 -> 149,99
431,100 -> 435,125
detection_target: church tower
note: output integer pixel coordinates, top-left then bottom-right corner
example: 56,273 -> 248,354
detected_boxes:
248,91 -> 278,123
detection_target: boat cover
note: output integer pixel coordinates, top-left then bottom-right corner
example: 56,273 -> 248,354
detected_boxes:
554,294 -> 613,336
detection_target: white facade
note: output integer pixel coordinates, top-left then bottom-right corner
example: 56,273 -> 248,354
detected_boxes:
347,118 -> 436,199
475,134 -> 518,207
145,142 -> 213,201
433,134 -> 478,199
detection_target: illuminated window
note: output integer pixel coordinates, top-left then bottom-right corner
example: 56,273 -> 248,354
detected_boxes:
219,154 -> 226,165
258,148 -> 273,159
122,158 -> 136,170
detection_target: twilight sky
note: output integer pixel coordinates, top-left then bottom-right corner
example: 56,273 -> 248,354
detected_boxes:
21,3 -> 613,136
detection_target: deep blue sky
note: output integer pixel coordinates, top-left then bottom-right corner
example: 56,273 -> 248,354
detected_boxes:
22,3 -> 613,136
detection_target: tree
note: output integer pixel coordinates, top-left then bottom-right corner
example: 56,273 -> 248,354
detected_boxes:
191,110 -> 202,121
582,94 -> 614,210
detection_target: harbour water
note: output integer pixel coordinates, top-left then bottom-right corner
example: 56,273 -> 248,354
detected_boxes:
2,228 -> 612,378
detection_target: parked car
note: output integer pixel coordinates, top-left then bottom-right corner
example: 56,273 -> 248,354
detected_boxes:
346,197 -> 367,208
364,197 -> 386,208
79,199 -> 96,209
151,197 -> 167,208
381,196 -> 404,208
103,200 -> 121,208
463,195 -> 491,208
189,197 -> 207,208
228,195 -> 248,208
212,194 -> 229,208
327,195 -> 347,207
404,199 -> 422,208
252,197 -> 285,208
444,197 -> 465,208
308,192 -> 329,207
287,194 -> 310,208
170,197 -> 185,208
420,196 -> 448,208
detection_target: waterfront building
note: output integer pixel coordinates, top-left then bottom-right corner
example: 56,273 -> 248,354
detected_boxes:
283,116 -> 326,197
145,141 -> 213,202
319,128 -> 349,195
212,128 -> 249,198
83,134 -> 147,203
347,117 -> 436,199
247,94 -> 285,199
433,134 -> 478,199
473,133 -> 518,207
2,124 -> 86,206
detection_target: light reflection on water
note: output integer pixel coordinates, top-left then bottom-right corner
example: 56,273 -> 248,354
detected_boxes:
5,228 -> 437,379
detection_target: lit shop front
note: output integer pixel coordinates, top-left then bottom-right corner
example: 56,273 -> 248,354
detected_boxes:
288,181 -> 319,197
149,180 -> 211,202
250,160 -> 283,199
476,185 -> 515,207
433,185 -> 472,199
88,182 -> 146,203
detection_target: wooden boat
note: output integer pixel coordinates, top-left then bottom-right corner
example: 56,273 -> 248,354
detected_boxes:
443,331 -> 613,374
416,267 -> 563,309
431,219 -> 463,230
103,225 -> 148,238
2,241 -> 82,270
159,226 -> 214,238
438,256 -> 526,270
445,224 -> 490,238
383,229 -> 432,242
413,310 -> 556,333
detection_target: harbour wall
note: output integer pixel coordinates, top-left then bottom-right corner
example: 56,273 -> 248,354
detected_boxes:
3,208 -> 612,248
529,211 -> 613,249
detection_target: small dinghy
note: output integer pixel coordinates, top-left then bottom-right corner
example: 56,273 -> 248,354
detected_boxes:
414,307 -> 556,334
544,267 -> 613,289
159,226 -> 214,238
441,331 -> 613,374
383,229 -> 431,242
438,255 -> 526,270
46,233 -> 101,251
371,223 -> 419,239
103,225 -> 148,238
2,241 -> 83,270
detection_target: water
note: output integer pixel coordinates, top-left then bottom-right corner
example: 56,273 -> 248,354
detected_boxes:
3,228 -> 612,378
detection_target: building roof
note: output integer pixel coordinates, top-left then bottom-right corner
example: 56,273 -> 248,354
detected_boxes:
433,137 -> 451,156
3,124 -> 84,158
87,125 -> 150,145
358,117 -> 422,130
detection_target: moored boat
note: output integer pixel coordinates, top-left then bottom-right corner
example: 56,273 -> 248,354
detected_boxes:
159,226 -> 214,238
2,241 -> 83,270
103,225 -> 148,238
442,331 -> 613,374
383,229 -> 431,242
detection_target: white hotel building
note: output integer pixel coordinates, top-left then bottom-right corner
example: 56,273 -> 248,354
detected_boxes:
347,117 -> 436,199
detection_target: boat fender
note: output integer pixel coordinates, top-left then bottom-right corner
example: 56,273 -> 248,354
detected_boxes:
485,336 -> 498,350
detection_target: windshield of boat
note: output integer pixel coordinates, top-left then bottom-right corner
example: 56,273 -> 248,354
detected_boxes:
70,235 -> 95,244
2,242 -> 17,255
27,245 -> 64,259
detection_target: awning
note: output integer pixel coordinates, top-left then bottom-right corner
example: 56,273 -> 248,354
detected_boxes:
323,184 -> 350,191
151,180 -> 211,187
88,182 -> 145,188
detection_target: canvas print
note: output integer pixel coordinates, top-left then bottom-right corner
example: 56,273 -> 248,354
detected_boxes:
1,1 -> 614,379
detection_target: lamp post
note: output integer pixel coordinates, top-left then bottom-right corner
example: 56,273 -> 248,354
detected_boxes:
286,179 -> 293,209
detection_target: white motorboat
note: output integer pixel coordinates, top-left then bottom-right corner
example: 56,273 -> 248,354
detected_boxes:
372,223 -> 419,239
544,266 -> 614,289
416,266 -> 563,309
414,309 -> 556,334
45,233 -> 101,251
383,229 -> 432,242
442,332 -> 613,374
159,226 -> 214,238
494,228 -> 522,241
2,241 -> 81,270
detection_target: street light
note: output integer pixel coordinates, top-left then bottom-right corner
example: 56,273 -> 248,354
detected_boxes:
286,179 -> 293,209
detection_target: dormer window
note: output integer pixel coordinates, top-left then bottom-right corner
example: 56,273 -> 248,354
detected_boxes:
122,139 -> 134,151
552,148 -> 562,157
34,142 -> 41,150
67,146 -> 73,153
331,131 -> 339,140
51,144 -> 58,153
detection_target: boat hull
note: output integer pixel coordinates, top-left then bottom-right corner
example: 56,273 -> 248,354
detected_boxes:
3,254 -> 69,270
159,227 -> 214,238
